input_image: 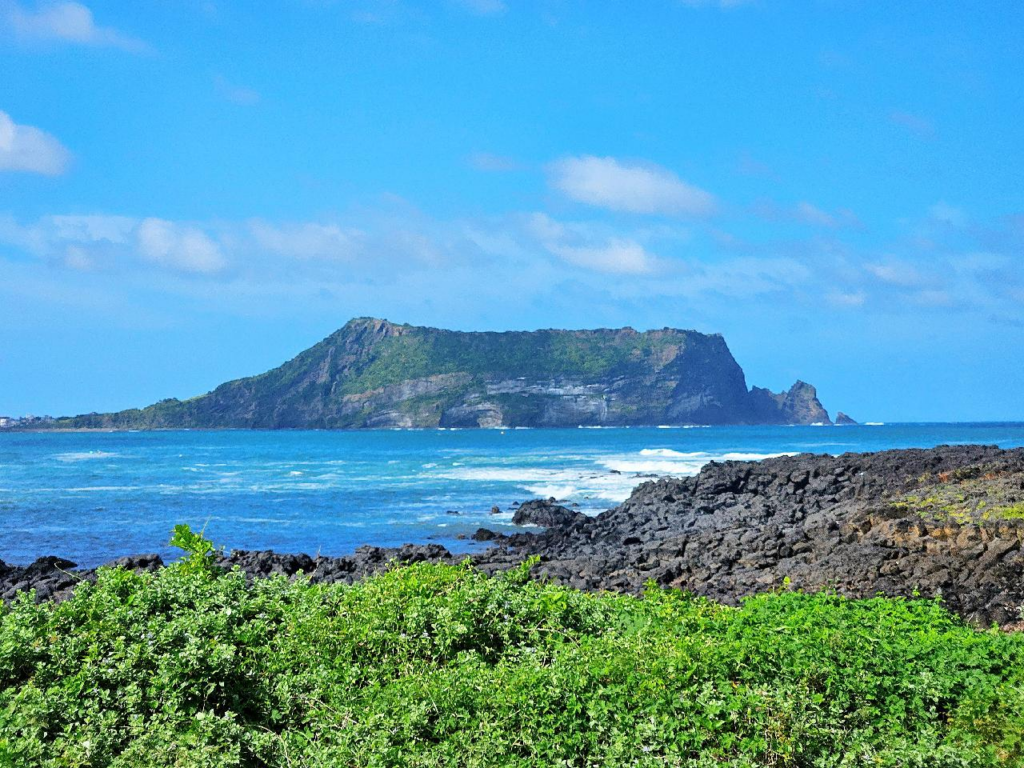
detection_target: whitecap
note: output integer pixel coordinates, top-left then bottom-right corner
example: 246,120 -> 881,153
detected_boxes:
55,451 -> 121,462
639,448 -> 707,459
522,484 -> 580,500
719,451 -> 796,462
600,459 -> 707,475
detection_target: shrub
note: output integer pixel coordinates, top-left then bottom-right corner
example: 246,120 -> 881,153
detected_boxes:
0,538 -> 1022,766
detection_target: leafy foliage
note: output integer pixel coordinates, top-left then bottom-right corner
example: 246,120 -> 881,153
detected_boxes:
168,523 -> 222,577
1,546 -> 1022,766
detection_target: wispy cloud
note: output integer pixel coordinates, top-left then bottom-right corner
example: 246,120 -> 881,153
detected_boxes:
752,199 -> 859,229
137,219 -> 226,274
735,151 -> 775,179
864,261 -> 927,287
2,202 -> 1022,331
678,0 -> 754,8
0,214 -> 226,274
213,75 -> 261,106
794,202 -> 860,229
890,110 -> 935,140
929,202 -> 967,227
0,110 -> 71,175
827,290 -> 866,308
4,1 -> 149,52
250,221 -> 362,261
548,156 -> 717,217
452,0 -> 505,15
548,239 -> 655,275
526,212 -> 658,274
467,151 -> 521,172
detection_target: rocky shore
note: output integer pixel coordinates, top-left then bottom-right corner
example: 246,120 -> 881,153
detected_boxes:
4,445 -> 1023,626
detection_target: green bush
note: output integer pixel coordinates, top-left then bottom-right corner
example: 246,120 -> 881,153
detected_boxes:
1,533 -> 1022,766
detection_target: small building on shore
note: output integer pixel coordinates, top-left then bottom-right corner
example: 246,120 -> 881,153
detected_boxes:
0,416 -> 12,428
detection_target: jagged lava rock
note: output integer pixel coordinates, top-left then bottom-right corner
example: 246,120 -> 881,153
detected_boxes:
511,499 -> 585,527
6,446 -> 1024,627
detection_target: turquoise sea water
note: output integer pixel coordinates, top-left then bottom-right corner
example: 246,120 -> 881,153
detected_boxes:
2,424 -> 1024,567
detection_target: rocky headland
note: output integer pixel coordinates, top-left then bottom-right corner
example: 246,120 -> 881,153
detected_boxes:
48,318 -> 834,429
4,444 -> 1023,626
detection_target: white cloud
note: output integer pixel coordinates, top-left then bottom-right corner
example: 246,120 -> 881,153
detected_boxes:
524,211 -> 567,243
548,156 -> 717,217
49,214 -> 134,243
679,0 -> 753,7
136,218 -> 226,274
827,290 -> 866,307
890,110 -> 935,140
62,245 -> 94,271
525,212 -> 657,274
865,261 -> 925,287
753,199 -> 859,229
5,1 -> 148,52
0,110 -> 71,175
250,221 -> 361,261
213,75 -> 261,106
452,0 -> 505,15
929,202 -> 967,227
736,151 -> 774,178
911,289 -> 954,307
548,239 -> 655,275
794,201 -> 838,228
468,151 -> 520,172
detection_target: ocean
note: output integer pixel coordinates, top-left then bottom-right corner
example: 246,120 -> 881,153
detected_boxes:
2,423 -> 1024,567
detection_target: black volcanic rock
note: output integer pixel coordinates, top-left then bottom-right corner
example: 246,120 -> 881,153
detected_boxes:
473,445 -> 1024,626
835,411 -> 858,425
511,499 -> 585,528
471,528 -> 504,542
53,318 -> 835,429
7,446 -> 1024,626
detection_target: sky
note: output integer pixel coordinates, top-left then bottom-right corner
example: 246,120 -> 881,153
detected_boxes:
0,0 -> 1022,422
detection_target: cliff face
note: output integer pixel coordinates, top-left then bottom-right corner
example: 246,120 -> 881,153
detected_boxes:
58,318 -> 833,429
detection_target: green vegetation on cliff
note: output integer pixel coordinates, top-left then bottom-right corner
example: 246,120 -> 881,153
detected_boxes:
54,318 -> 834,430
1,528 -> 1022,767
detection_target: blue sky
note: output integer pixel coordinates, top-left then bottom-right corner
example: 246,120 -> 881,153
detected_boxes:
1,0 -> 1022,421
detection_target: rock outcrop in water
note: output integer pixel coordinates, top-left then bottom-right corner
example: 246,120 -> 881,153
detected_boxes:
477,444 -> 1024,626
4,446 -> 1023,627
51,318 -> 834,429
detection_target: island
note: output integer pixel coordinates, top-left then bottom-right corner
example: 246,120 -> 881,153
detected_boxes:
53,317 -> 836,429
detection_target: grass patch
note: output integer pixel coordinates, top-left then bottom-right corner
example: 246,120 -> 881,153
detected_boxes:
1,528 -> 1023,766
893,467 -> 1024,525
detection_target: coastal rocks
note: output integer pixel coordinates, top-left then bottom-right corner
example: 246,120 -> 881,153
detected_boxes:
105,553 -> 165,574
6,445 -> 1024,628
0,554 -> 165,603
481,445 -> 1024,626
471,528 -> 504,542
218,544 -> 457,585
835,412 -> 858,425
511,499 -> 585,528
0,556 -> 80,602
